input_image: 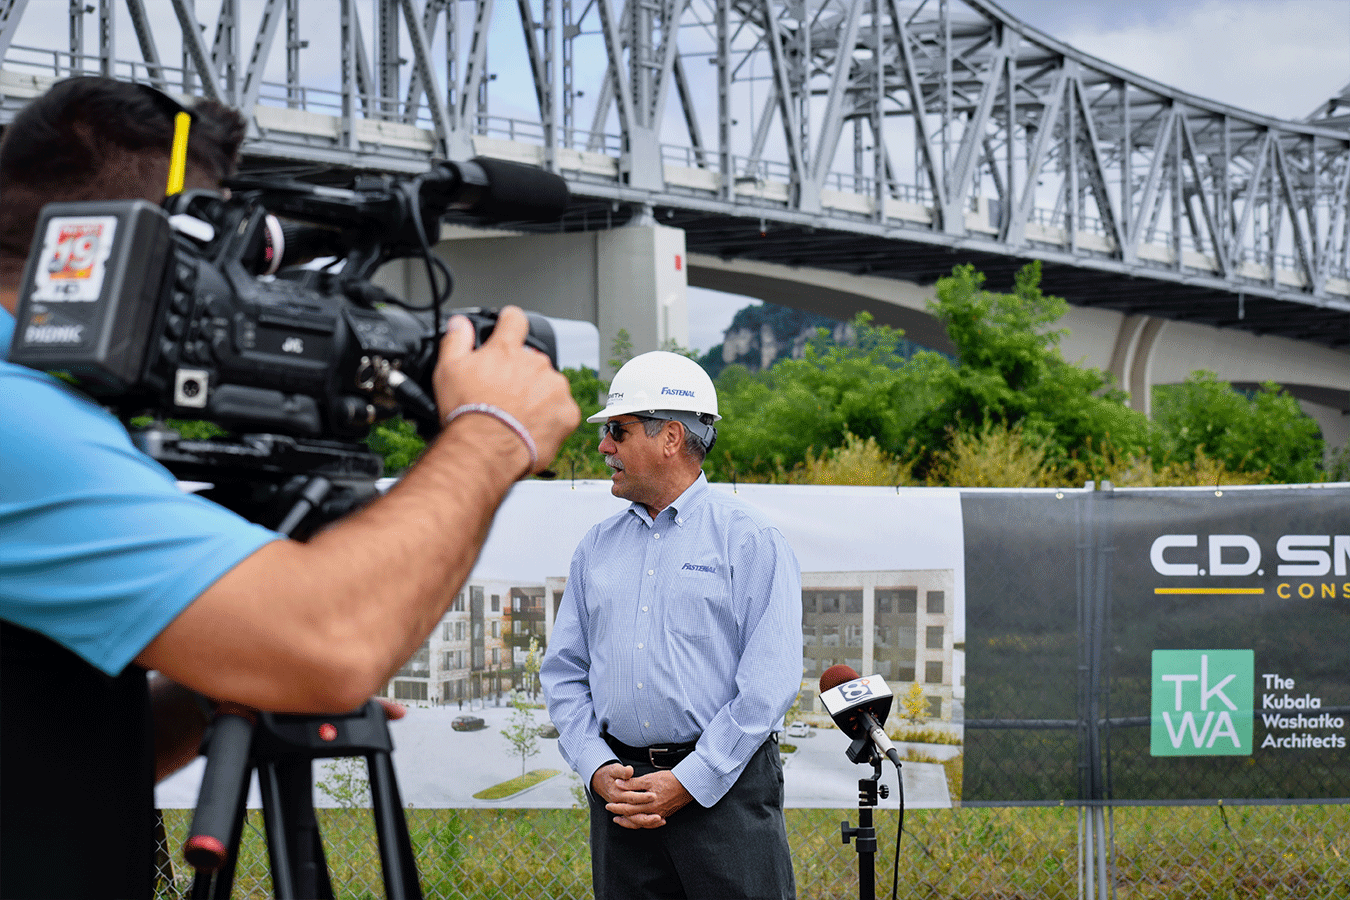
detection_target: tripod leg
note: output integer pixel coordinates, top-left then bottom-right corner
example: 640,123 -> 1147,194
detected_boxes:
284,757 -> 335,900
258,759 -> 296,898
259,758 -> 336,900
367,751 -> 423,900
208,800 -> 248,900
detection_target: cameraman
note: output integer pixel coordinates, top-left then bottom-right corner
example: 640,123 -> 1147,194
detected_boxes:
0,76 -> 580,898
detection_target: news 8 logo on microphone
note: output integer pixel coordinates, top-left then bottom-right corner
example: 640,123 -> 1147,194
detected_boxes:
819,673 -> 894,740
839,678 -> 882,705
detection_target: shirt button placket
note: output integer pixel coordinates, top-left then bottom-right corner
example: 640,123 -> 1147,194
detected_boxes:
634,527 -> 660,729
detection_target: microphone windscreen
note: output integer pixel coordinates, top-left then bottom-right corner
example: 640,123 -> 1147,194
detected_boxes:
472,157 -> 570,222
819,664 -> 861,693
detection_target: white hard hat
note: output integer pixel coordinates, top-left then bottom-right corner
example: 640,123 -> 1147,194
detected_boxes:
588,350 -> 721,425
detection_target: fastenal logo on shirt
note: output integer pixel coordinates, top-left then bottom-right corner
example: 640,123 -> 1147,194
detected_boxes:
1151,650 -> 1254,757
681,562 -> 717,574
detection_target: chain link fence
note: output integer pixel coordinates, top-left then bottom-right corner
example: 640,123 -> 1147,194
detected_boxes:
154,799 -> 1350,899
144,486 -> 1350,897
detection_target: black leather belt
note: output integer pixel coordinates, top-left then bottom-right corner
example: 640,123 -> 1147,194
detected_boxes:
602,732 -> 698,770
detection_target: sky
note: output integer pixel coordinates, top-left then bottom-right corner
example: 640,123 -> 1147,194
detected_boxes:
552,0 -> 1350,369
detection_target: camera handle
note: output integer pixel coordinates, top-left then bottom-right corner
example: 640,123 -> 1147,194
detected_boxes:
181,470 -> 422,899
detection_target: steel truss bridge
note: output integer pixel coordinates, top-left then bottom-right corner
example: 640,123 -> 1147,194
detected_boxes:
1,0 -> 1348,349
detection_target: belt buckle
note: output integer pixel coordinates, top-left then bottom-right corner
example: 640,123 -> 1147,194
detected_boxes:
647,745 -> 676,770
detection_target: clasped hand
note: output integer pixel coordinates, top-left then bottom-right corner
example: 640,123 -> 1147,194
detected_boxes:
591,762 -> 693,830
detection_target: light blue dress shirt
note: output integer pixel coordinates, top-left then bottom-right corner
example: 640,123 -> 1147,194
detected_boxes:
541,472 -> 804,807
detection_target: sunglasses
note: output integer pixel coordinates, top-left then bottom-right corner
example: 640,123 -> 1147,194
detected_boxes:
598,418 -> 654,443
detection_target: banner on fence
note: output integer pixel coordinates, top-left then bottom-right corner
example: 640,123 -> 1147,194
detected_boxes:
961,484 -> 1350,804
155,481 -> 1347,811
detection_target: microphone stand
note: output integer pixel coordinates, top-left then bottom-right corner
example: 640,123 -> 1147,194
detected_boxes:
840,739 -> 888,900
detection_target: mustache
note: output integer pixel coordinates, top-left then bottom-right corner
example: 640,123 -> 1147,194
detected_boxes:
604,454 -> 623,471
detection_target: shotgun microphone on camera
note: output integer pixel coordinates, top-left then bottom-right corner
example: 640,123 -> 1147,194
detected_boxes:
819,665 -> 902,768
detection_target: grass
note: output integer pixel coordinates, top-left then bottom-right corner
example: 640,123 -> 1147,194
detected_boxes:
471,769 -> 562,801
156,803 -> 1350,899
893,724 -> 964,745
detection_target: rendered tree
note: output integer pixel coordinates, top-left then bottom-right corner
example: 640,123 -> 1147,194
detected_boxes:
501,691 -> 541,777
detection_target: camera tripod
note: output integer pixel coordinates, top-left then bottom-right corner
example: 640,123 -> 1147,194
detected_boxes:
185,701 -> 420,899
139,429 -> 423,898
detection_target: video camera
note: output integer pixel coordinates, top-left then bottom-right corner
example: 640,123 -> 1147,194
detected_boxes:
8,156 -> 567,445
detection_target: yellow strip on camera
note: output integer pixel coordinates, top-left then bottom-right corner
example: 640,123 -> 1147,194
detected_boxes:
165,111 -> 191,195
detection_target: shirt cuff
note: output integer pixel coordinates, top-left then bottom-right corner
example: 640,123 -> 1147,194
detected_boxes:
671,751 -> 736,808
577,740 -> 622,791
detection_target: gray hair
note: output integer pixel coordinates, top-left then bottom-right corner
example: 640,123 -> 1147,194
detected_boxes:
639,414 -> 713,463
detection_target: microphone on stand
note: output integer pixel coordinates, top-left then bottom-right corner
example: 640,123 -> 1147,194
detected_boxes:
819,664 -> 902,768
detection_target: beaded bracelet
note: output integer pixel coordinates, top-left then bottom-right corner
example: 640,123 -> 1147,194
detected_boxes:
444,403 -> 539,472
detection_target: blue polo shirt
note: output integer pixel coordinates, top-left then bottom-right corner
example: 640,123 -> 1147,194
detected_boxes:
0,307 -> 281,675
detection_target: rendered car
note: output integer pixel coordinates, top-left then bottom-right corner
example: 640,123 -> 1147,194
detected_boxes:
451,715 -> 486,732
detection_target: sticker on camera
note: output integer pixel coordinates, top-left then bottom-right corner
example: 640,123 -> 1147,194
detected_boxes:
32,216 -> 118,303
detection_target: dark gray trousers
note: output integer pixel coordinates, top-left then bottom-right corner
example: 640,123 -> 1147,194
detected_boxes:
589,739 -> 796,900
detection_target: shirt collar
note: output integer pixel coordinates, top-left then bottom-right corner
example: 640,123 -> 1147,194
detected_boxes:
627,471 -> 708,527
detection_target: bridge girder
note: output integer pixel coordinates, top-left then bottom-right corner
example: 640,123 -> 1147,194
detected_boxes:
0,0 -> 1346,348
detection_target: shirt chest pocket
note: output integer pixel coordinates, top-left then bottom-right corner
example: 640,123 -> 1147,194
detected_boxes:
667,569 -> 735,643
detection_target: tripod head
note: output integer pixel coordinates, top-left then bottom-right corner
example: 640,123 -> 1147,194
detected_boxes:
133,424 -> 383,538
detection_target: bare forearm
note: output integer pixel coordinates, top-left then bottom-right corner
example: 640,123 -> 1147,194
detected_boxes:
295,415 -> 528,681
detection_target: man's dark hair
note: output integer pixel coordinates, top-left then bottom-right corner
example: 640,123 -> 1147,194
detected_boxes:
0,76 -> 247,284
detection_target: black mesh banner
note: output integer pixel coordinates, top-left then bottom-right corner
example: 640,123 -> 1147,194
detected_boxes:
962,485 -> 1350,804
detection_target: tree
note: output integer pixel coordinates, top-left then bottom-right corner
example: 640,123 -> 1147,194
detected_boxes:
925,420 -> 1056,488
708,313 -> 943,481
361,269 -> 1329,487
901,682 -> 928,724
1150,373 -> 1325,484
607,328 -> 634,372
364,416 -> 426,474
785,431 -> 917,486
554,366 -> 610,479
501,691 -> 541,777
317,756 -> 371,808
920,262 -> 1150,475
523,636 -> 543,701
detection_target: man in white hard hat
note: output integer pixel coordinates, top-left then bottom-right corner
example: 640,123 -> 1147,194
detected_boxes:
541,351 -> 803,899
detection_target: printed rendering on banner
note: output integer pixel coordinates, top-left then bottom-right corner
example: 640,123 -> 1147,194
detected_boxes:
156,481 -> 969,812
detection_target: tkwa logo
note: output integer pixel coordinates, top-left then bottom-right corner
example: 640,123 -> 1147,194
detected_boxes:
1151,650 -> 1254,756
